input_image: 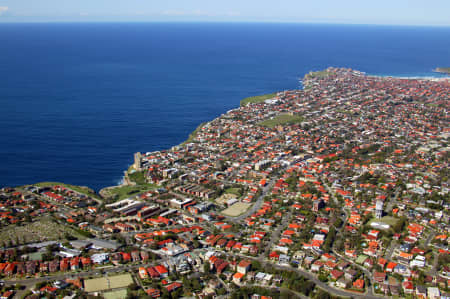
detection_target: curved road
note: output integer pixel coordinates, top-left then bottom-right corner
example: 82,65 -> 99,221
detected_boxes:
218,250 -> 384,299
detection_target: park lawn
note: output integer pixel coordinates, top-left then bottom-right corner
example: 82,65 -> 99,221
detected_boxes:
369,216 -> 399,227
128,171 -> 147,185
222,202 -> 251,217
240,93 -> 277,106
225,187 -> 242,196
103,290 -> 128,299
258,114 -> 304,128
104,184 -> 158,201
306,70 -> 332,79
378,216 -> 400,226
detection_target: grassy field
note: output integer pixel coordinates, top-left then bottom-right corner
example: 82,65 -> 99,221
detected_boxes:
100,170 -> 158,201
222,202 -> 252,217
0,217 -> 86,246
32,182 -> 101,200
225,187 -> 242,196
369,216 -> 399,227
379,216 -> 400,226
128,171 -> 146,185
101,184 -> 158,201
258,114 -> 304,128
240,93 -> 277,106
103,290 -> 128,299
306,70 -> 332,79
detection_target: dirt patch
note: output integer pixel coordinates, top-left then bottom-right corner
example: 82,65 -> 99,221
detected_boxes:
222,202 -> 252,217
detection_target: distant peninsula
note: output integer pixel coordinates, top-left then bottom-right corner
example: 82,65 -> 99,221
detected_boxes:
433,67 -> 450,74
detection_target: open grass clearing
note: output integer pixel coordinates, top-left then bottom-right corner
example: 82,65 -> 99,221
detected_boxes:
240,93 -> 277,106
258,114 -> 304,128
306,70 -> 332,79
103,289 -> 128,299
101,184 -> 158,201
369,216 -> 400,227
128,171 -> 147,185
225,187 -> 242,196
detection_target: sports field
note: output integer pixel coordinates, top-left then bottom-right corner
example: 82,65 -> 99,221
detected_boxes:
84,274 -> 133,292
103,289 -> 127,299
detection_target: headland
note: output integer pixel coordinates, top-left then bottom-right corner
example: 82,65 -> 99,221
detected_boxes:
433,67 -> 450,74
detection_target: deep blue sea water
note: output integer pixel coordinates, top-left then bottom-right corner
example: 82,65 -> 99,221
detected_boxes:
0,23 -> 449,190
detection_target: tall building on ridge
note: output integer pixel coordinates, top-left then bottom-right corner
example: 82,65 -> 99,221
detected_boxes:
376,200 -> 383,219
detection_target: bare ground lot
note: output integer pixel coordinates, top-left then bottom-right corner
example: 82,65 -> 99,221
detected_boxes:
222,202 -> 252,217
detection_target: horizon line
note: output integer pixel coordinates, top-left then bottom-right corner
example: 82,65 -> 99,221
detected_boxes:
0,20 -> 450,28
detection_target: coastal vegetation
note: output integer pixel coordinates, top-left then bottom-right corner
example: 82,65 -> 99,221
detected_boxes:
258,113 -> 304,128
305,70 -> 332,79
128,171 -> 147,185
99,170 -> 158,201
240,92 -> 277,106
183,122 -> 207,144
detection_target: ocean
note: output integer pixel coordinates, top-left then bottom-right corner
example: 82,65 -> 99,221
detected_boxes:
0,22 -> 449,190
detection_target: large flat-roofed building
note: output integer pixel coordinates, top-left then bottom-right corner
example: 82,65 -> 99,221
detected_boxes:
170,198 -> 194,209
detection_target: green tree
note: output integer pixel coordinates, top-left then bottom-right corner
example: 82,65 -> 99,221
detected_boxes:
20,290 -> 33,299
318,273 -> 328,282
204,261 -> 211,273
128,283 -> 139,291
393,216 -> 407,232
315,290 -> 331,299
191,278 -> 201,291
35,281 -> 48,289
251,260 -> 261,272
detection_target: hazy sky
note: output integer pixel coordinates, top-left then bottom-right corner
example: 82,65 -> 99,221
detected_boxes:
0,0 -> 449,26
